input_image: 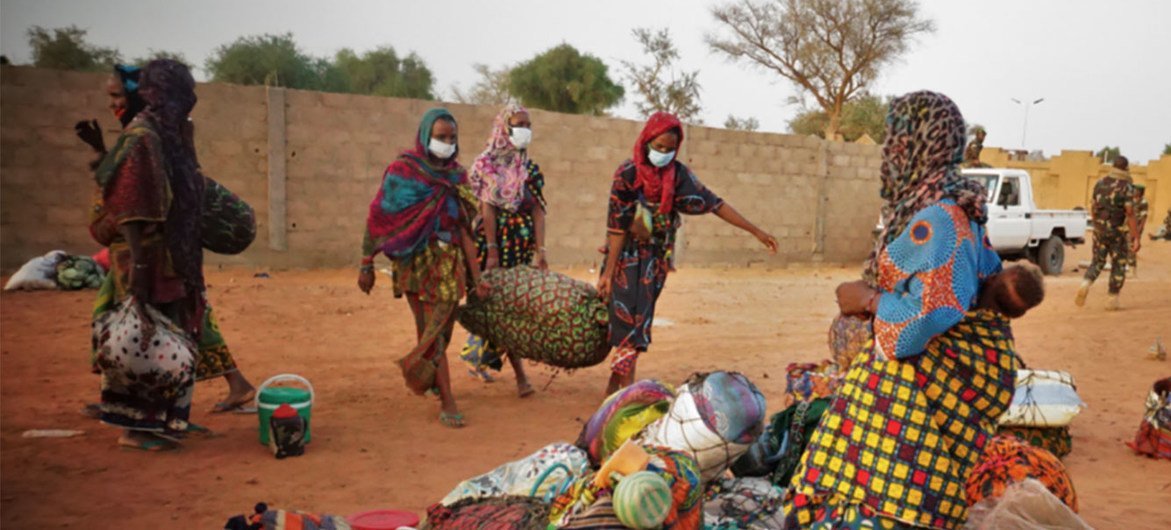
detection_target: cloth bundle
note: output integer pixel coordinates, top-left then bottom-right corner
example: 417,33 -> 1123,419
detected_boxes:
731,398 -> 830,487
260,510 -> 352,530
640,372 -> 767,483
783,361 -> 842,407
55,255 -> 104,290
92,298 -> 196,399
424,496 -> 550,530
3,250 -> 68,291
999,370 -> 1085,428
459,266 -> 610,369
201,176 -> 257,255
965,435 -> 1079,513
701,477 -> 786,530
576,380 -> 675,467
1126,388 -> 1171,460
999,426 -> 1073,459
440,443 -> 591,506
552,447 -> 702,530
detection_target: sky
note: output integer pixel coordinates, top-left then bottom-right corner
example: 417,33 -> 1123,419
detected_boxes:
2,0 -> 1169,162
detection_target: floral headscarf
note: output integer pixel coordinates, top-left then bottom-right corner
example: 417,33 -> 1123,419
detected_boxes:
633,112 -> 684,215
864,91 -> 988,285
469,103 -> 530,212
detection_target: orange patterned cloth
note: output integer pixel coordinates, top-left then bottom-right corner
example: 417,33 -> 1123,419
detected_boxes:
965,435 -> 1078,512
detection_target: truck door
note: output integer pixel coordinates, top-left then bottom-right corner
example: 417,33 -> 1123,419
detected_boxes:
988,175 -> 1031,249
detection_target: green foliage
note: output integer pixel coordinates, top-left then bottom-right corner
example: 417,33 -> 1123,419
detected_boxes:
724,115 -> 760,131
1096,146 -> 1121,163
789,93 -> 889,141
332,47 -> 435,99
622,28 -> 702,122
27,25 -> 121,72
205,33 -> 322,88
509,44 -> 624,115
450,63 -> 514,105
1164,143 -> 1171,156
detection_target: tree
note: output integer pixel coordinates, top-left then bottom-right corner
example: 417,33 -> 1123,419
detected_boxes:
724,115 -> 760,131
788,93 -> 888,141
621,28 -> 702,122
1095,146 -> 1121,164
707,0 -> 934,140
332,46 -> 435,99
27,25 -> 121,72
508,44 -> 624,115
451,63 -> 513,105
205,33 -> 322,89
1163,143 -> 1171,156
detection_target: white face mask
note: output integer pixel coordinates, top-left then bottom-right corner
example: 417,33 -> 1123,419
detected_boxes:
509,127 -> 533,149
428,138 -> 456,159
647,147 -> 676,168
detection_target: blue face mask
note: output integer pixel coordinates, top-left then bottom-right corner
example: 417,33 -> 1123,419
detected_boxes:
647,147 -> 675,168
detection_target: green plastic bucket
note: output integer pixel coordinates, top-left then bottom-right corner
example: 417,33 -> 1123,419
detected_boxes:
257,374 -> 314,445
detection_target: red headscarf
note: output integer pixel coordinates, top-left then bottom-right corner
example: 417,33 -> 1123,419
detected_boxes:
633,112 -> 683,214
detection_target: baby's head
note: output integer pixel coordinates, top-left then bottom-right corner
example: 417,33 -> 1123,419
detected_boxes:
978,263 -> 1045,318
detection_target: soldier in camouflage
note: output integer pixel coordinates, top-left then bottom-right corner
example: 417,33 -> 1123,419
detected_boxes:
1129,184 -> 1149,275
962,126 -> 988,168
1076,156 -> 1140,310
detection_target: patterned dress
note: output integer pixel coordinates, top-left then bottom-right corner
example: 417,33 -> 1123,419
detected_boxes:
786,201 -> 1017,530
605,161 -> 723,356
460,161 -> 546,371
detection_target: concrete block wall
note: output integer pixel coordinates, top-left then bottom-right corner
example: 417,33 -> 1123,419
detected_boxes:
1,66 -> 886,270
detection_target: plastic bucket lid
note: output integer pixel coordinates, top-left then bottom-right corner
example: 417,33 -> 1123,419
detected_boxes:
348,509 -> 419,530
259,386 -> 310,405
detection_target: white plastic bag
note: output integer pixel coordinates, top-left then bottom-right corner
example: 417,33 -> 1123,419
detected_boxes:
92,298 -> 196,397
640,384 -> 751,484
1000,370 -> 1086,427
3,250 -> 67,291
965,478 -> 1093,530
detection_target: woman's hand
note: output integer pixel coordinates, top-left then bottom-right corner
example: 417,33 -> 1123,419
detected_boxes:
75,119 -> 105,153
597,273 -> 613,300
836,280 -> 878,316
485,248 -> 500,271
754,229 -> 779,254
535,250 -> 549,271
358,269 -> 375,294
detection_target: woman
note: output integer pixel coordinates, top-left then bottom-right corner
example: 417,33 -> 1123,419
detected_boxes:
597,112 -> 778,394
80,64 -> 257,416
358,108 -> 487,428
89,59 -> 204,451
460,103 -> 543,395
785,91 -> 1017,529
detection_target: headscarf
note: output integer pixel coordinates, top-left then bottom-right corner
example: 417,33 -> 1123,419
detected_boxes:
633,112 -> 684,214
864,91 -> 988,285
469,103 -> 529,212
137,59 -> 205,302
114,64 -> 146,128
366,108 -> 472,259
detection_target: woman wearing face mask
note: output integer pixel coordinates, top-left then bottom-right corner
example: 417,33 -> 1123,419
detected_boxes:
358,108 -> 488,428
598,112 -> 779,394
459,103 -> 544,394
79,64 -> 258,418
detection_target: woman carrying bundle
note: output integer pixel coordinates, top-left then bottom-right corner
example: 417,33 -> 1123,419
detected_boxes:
459,103 -> 544,396
358,108 -> 487,428
786,91 -> 1025,529
597,112 -> 778,394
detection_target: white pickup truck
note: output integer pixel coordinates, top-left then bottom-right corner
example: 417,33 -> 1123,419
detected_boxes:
963,168 -> 1087,275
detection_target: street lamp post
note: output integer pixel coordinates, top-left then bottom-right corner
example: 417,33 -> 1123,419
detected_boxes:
1011,97 -> 1045,150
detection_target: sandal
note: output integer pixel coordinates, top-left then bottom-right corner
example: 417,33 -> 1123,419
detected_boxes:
119,434 -> 179,452
211,389 -> 257,414
185,423 -> 218,438
518,383 -> 535,398
467,368 -> 496,383
439,411 -> 466,429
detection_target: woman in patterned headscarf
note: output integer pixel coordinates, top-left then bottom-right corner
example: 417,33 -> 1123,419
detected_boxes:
89,59 -> 205,451
459,103 -> 544,395
785,91 -> 1019,529
598,112 -> 778,395
358,108 -> 487,428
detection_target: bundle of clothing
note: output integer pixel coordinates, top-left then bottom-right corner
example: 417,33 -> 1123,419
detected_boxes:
4,250 -> 106,291
201,176 -> 257,255
965,435 -> 1079,513
223,504 -> 351,530
782,361 -> 842,408
997,370 -> 1086,459
459,266 -> 610,369
425,371 -> 768,530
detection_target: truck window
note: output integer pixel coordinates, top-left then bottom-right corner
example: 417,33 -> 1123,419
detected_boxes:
998,177 -> 1021,206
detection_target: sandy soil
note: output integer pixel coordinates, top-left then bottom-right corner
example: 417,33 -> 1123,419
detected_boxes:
2,242 -> 1170,529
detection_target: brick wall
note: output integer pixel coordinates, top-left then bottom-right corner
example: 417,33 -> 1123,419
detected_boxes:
1,66 -> 885,270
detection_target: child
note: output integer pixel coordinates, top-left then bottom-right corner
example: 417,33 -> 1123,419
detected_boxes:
976,263 -> 1046,318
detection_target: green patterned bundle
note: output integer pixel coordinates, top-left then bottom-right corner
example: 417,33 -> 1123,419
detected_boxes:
201,177 -> 256,255
459,266 -> 610,369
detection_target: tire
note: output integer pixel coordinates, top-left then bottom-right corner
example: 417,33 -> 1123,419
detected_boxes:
1037,237 -> 1065,275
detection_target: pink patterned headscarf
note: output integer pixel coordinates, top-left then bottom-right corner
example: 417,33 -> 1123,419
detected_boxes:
469,103 -> 530,212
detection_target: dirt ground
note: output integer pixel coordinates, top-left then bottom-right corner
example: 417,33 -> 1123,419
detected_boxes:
2,242 -> 1170,529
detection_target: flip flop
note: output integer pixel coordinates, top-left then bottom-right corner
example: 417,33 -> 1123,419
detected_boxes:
210,390 -> 257,414
185,423 -> 220,438
439,411 -> 466,429
518,384 -> 535,398
467,368 -> 496,383
119,435 -> 179,452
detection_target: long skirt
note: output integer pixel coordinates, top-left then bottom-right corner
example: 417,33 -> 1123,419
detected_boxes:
393,242 -> 465,395
785,310 -> 1021,530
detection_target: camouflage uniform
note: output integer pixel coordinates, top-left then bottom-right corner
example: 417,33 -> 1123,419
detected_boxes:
962,137 -> 986,168
1084,170 -> 1135,294
1130,191 -> 1149,267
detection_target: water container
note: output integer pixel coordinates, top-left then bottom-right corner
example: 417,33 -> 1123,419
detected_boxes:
257,374 -> 314,445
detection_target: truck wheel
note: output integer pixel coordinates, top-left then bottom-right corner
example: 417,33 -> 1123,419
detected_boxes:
1037,237 -> 1065,275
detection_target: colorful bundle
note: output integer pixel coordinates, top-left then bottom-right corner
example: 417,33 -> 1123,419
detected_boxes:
641,372 -> 766,483
966,435 -> 1079,512
1000,370 -> 1085,428
551,447 -> 701,530
783,361 -> 842,407
999,425 -> 1073,459
201,176 -> 257,255
702,477 -> 786,530
55,255 -> 104,290
259,509 -> 351,530
440,443 -> 590,506
459,266 -> 610,369
576,380 -> 675,467
425,496 -> 550,530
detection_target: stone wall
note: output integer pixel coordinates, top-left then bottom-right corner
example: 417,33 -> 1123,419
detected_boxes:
1,66 -> 886,270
